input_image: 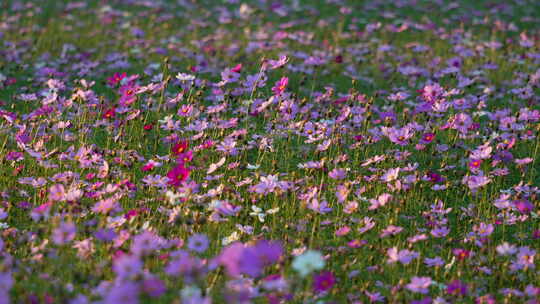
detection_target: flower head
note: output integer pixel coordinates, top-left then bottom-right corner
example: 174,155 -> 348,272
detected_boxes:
292,250 -> 325,277
312,271 -> 335,293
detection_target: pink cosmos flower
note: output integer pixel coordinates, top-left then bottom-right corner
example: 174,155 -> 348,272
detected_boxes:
167,164 -> 190,187
406,276 -> 432,294
272,77 -> 288,96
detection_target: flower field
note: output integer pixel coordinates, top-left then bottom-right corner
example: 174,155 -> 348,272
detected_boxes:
0,0 -> 539,303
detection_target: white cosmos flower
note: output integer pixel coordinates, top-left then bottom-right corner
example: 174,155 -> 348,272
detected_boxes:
292,250 -> 325,277
176,73 -> 195,82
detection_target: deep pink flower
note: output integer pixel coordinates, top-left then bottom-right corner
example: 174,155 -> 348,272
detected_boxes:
272,77 -> 288,95
107,72 -> 127,86
167,164 -> 190,187
513,199 -> 534,214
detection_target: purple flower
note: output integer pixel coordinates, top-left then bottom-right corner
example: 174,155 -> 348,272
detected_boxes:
142,277 -> 166,298
431,226 -> 450,238
513,199 -> 534,214
218,242 -> 245,277
368,193 -> 392,210
312,271 -> 335,293
387,247 -> 419,265
49,184 -> 66,202
420,83 -> 444,103
307,199 -> 333,214
328,168 -> 347,180
381,167 -> 400,182
252,175 -> 290,195
446,279 -> 468,296
113,254 -> 143,280
5,151 -> 23,161
448,113 -> 473,133
187,234 -> 209,253
103,281 -> 139,304
239,240 -> 283,277
406,276 -> 432,294
380,225 -> 403,238
462,174 -> 491,191
220,68 -> 240,84
335,184 -> 349,203
94,228 -> 117,242
383,126 -> 414,146
424,256 -> 445,267
267,55 -> 289,69
131,231 -> 162,256
510,246 -> 536,271
165,250 -> 201,280
52,222 -> 77,245
474,223 -> 494,237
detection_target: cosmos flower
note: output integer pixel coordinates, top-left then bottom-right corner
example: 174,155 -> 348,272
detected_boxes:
167,164 -> 190,187
52,222 -> 77,245
312,271 -> 335,293
513,199 -> 534,214
406,276 -> 432,294
113,254 -> 143,280
171,140 -> 189,156
272,77 -> 288,96
386,247 -> 419,265
292,250 -> 325,277
176,72 -> 195,82
382,126 -> 414,146
239,240 -> 283,277
267,55 -> 289,69
187,234 -> 209,253
107,72 -> 127,86
446,279 -> 468,296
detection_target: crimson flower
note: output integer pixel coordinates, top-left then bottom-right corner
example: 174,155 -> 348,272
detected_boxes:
171,140 -> 189,156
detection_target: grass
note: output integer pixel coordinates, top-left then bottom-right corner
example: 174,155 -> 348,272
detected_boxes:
0,0 -> 539,303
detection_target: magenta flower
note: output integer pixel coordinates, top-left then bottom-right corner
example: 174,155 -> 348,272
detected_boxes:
272,77 -> 288,96
446,279 -> 468,296
167,164 -> 190,187
513,199 -> 534,214
312,271 -> 335,293
107,72 -> 127,87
